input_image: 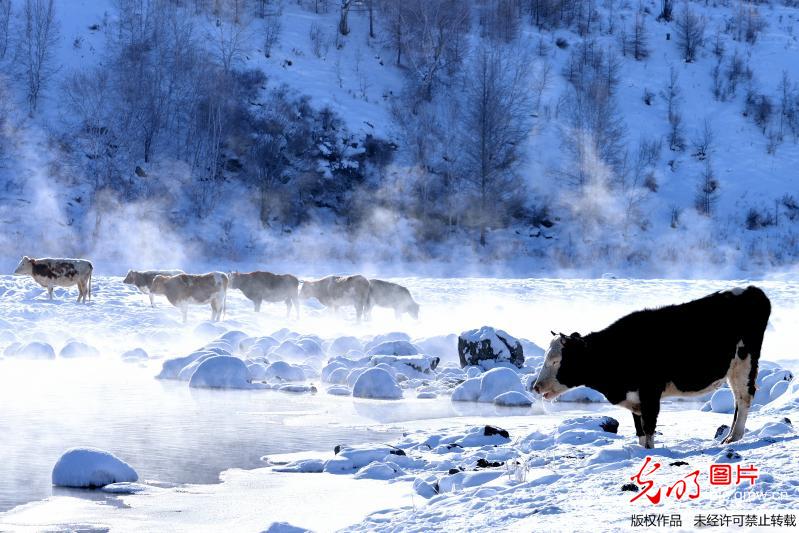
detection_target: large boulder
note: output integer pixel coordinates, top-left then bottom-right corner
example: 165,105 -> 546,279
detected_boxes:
188,355 -> 252,389
458,327 -> 523,369
9,341 -> 56,360
59,341 -> 100,359
52,447 -> 138,488
352,368 -> 402,400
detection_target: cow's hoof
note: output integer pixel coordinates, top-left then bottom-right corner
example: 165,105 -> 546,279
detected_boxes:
639,435 -> 655,448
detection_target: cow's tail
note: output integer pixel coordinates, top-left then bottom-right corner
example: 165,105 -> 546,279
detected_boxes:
88,263 -> 93,302
222,275 -> 228,321
739,286 -> 771,396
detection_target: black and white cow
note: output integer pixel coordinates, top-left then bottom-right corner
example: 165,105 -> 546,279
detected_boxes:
533,286 -> 771,448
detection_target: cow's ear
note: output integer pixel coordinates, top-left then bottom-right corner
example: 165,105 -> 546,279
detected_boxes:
550,330 -> 557,336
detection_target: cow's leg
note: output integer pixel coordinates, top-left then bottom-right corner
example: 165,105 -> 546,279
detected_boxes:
181,303 -> 188,323
211,301 -> 220,322
355,304 -> 363,323
293,296 -> 300,319
254,299 -> 262,313
149,293 -> 155,307
724,343 -> 754,443
639,389 -> 661,449
47,286 -> 54,300
284,298 -> 291,318
632,413 -> 645,445
76,281 -> 84,303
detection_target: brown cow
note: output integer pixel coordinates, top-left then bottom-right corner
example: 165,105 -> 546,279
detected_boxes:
14,256 -> 93,303
366,279 -> 420,320
229,271 -> 300,318
299,275 -> 370,322
151,272 -> 228,323
123,269 -> 185,307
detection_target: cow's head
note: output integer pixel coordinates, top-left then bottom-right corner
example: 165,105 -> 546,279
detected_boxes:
151,275 -> 169,294
299,280 -> 318,300
229,272 -> 242,290
14,256 -> 33,275
532,332 -> 588,400
122,270 -> 136,284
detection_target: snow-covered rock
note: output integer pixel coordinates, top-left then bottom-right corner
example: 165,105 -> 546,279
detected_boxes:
59,341 -> 99,359
556,386 -> 607,403
352,368 -> 402,400
370,354 -> 439,374
458,326 -> 524,369
494,390 -> 533,407
328,336 -> 363,356
366,340 -> 419,356
327,385 -> 351,396
247,362 -> 269,381
364,332 -> 410,353
120,348 -> 148,361
8,341 -> 55,360
452,367 -> 524,402
194,322 -> 226,339
324,444 -> 406,473
265,361 -> 306,382
710,388 -> 735,414
188,355 -> 252,389
52,447 -> 138,488
354,461 -> 405,480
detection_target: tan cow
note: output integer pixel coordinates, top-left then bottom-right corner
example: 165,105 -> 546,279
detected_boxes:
299,275 -> 370,322
151,272 -> 228,323
229,271 -> 300,318
366,279 -> 420,320
14,256 -> 93,303
123,269 -> 185,307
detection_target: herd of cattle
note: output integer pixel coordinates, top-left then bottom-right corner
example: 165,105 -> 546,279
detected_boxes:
13,257 -> 775,447
13,256 -> 420,323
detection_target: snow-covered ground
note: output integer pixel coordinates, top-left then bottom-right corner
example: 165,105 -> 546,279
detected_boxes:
0,275 -> 797,531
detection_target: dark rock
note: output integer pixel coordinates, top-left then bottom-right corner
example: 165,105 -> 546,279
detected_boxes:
670,461 -> 689,466
134,166 -> 147,177
458,327 -> 524,369
783,417 -> 792,426
334,445 -> 341,455
599,416 -> 619,434
476,458 -> 504,469
715,424 -> 729,440
621,483 -> 639,492
446,443 -> 463,450
389,447 -> 406,456
483,425 -> 510,439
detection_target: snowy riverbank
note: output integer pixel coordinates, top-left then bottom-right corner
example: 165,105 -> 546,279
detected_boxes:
0,275 -> 797,530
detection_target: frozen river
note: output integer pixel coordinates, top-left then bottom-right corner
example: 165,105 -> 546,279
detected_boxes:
0,275 -> 796,513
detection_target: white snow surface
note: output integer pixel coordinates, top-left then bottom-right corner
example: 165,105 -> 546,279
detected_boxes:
1,275 -> 798,530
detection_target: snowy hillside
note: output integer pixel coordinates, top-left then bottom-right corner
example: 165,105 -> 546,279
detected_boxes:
0,0 -> 798,276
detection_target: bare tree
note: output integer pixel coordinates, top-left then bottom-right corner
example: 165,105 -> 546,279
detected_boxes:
211,17 -> 250,74
459,43 -> 532,246
338,0 -> 352,35
691,117 -> 714,160
675,6 -> 705,63
695,158 -> 719,216
631,11 -> 649,61
662,66 -> 684,150
17,0 -> 60,116
402,0 -> 471,102
658,0 -> 672,22
263,4 -> 282,57
0,0 -> 11,59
